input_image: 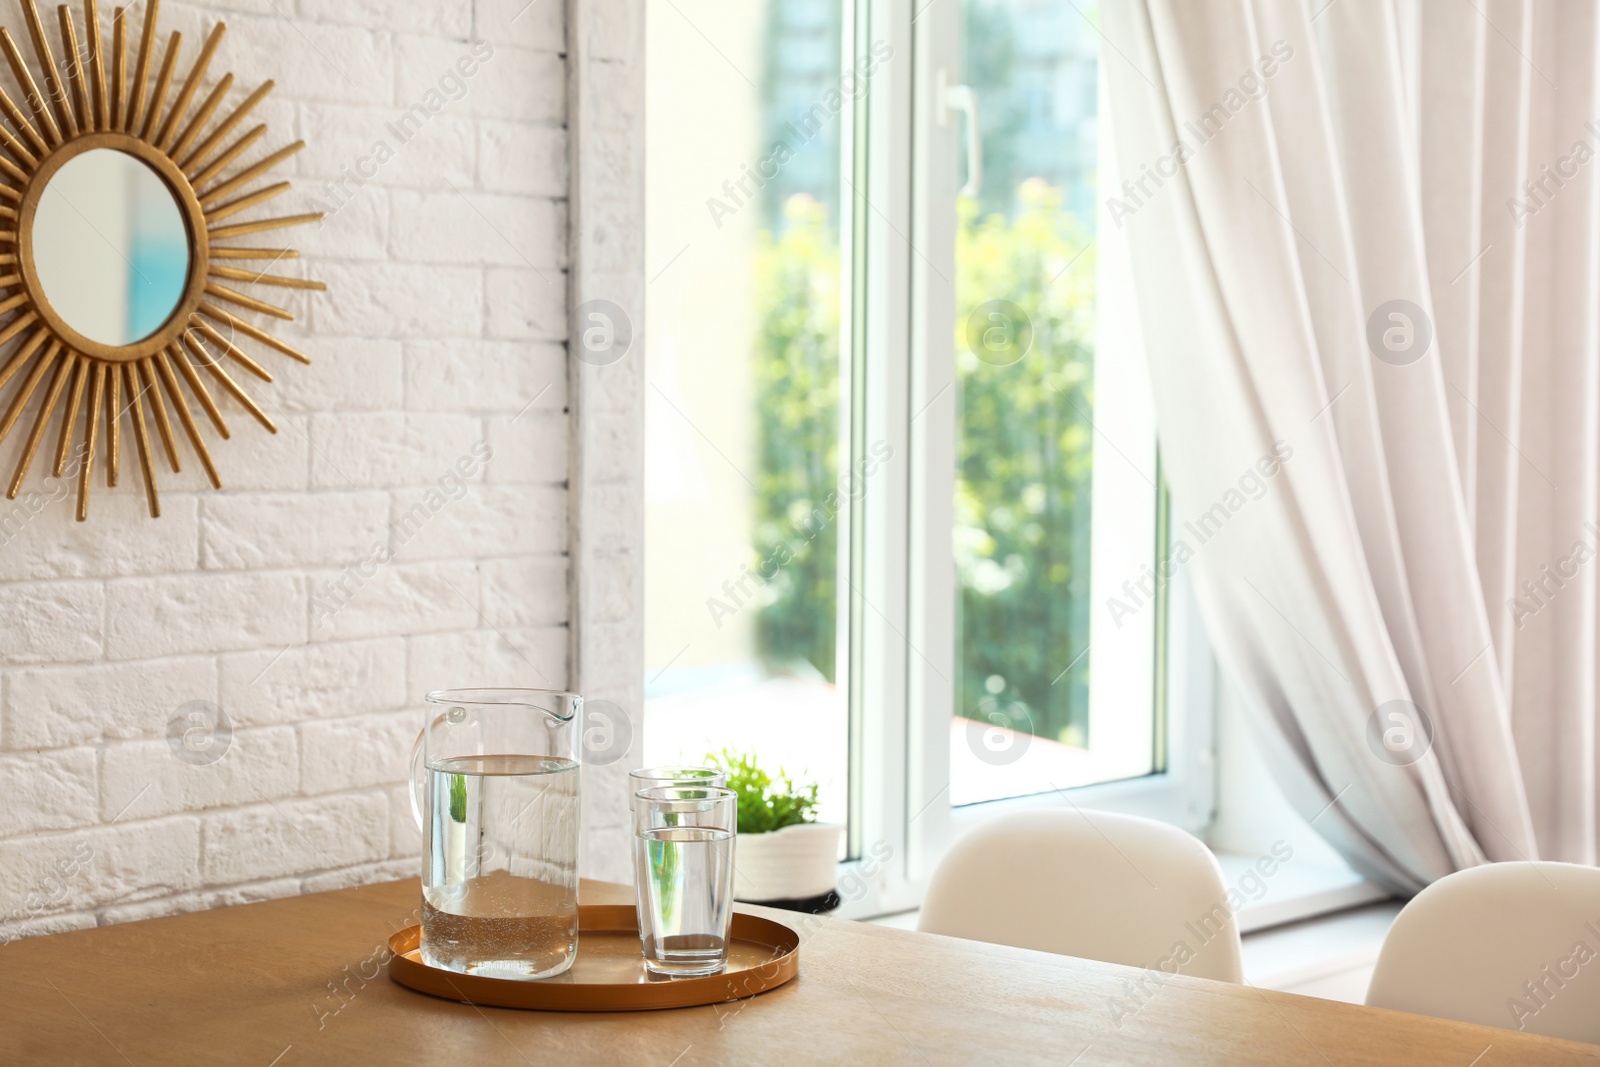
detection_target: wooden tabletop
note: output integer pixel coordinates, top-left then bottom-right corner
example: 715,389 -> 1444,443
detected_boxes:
0,878 -> 1594,1066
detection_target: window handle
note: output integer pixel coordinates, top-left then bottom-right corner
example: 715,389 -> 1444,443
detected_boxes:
937,68 -> 982,198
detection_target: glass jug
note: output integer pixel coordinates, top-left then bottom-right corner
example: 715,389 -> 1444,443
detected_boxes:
409,688 -> 581,979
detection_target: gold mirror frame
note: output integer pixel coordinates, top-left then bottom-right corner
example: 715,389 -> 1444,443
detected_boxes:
0,0 -> 323,521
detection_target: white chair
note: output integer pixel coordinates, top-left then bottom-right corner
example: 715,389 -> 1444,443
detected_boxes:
1365,861 -> 1600,1044
917,809 -> 1244,982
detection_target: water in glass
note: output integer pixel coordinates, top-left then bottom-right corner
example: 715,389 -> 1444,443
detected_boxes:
634,825 -> 735,975
421,754 -> 579,978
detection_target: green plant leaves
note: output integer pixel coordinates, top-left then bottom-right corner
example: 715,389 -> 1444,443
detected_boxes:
705,747 -> 819,835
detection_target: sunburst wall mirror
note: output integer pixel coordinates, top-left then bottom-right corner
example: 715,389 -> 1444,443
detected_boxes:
0,0 -> 322,521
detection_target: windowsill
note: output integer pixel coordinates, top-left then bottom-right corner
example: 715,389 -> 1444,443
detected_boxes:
864,851 -> 1397,1004
864,851 -> 1387,931
868,908 -> 920,931
867,897 -> 1402,1006
1213,851 -> 1390,934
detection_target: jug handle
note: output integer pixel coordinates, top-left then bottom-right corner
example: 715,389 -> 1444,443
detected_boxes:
408,730 -> 426,831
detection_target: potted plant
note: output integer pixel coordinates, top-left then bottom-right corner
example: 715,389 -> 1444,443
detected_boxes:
708,749 -> 844,913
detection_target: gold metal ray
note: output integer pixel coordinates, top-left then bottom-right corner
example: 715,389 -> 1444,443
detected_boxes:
0,28 -> 61,146
188,122 -> 263,187
169,72 -> 230,162
123,363 -> 157,516
208,246 -> 297,260
208,264 -> 325,291
123,0 -> 158,134
166,342 -> 227,438
157,21 -> 222,151
139,30 -> 180,143
0,122 -> 36,172
202,280 -> 293,321
182,333 -> 274,432
77,359 -> 102,519
180,78 -> 271,173
0,311 -> 39,349
0,338 -> 59,448
19,0 -> 74,137
8,346 -> 70,497
0,324 -> 50,392
104,353 -> 119,486
52,352 -> 86,476
57,6 -> 90,134
198,141 -> 302,206
204,181 -> 287,223
198,302 -> 309,364
86,0 -> 108,131
153,348 -> 219,487
0,81 -> 44,158
109,4 -> 124,129
207,211 -> 321,241
137,357 -> 179,472
187,318 -> 270,380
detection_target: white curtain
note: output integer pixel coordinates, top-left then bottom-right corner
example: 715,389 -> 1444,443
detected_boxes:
1104,0 -> 1599,892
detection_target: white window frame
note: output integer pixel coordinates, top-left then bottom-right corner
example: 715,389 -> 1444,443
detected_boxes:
832,0 -> 1217,921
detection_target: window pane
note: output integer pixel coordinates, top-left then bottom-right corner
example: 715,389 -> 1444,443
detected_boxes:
952,0 -> 1155,804
643,0 -> 850,827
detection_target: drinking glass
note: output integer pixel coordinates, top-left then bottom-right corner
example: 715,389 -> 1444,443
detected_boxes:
628,766 -> 727,797
633,786 -> 737,976
410,688 -> 581,979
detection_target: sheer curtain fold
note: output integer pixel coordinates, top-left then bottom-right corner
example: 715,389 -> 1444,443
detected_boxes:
1105,0 -> 1599,891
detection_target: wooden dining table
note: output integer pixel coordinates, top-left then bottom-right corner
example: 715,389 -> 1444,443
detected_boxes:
0,876 -> 1594,1065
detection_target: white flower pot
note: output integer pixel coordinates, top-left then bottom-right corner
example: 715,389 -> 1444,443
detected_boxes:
734,822 -> 844,903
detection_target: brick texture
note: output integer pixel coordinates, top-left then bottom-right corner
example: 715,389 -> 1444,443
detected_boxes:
569,0 -> 644,884
0,0 -> 583,940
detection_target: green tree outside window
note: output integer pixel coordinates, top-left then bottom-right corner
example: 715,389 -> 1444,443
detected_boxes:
750,179 -> 1094,748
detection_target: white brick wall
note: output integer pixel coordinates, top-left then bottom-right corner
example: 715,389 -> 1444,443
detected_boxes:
568,0 -> 644,884
0,0 -> 617,940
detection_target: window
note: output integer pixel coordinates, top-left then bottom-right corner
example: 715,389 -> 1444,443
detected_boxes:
643,0 -> 1208,916
642,0 -> 855,827
944,0 -> 1158,806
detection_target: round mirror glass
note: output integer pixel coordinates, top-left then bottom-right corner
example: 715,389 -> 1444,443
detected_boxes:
31,148 -> 191,347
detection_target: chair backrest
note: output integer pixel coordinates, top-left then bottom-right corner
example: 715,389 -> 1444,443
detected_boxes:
917,809 -> 1244,983
1366,861 -> 1600,1043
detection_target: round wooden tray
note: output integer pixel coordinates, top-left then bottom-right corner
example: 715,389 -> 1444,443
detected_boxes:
387,904 -> 800,1011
